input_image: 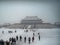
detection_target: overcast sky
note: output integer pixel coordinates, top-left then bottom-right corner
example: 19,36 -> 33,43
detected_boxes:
0,1 -> 60,24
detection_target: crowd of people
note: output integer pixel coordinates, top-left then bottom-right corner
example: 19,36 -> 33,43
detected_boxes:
0,30 -> 40,45
11,32 -> 40,45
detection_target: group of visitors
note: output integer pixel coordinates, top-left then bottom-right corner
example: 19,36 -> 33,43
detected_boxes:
9,37 -> 16,45
0,32 -> 40,45
2,30 -> 17,34
15,35 -> 34,44
0,30 -> 40,45
15,32 -> 40,44
0,40 -> 10,45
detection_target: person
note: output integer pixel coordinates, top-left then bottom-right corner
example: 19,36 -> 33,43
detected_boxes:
15,30 -> 16,33
0,40 -> 4,45
9,38 -> 12,42
20,36 -> 22,41
28,37 -> 31,44
38,35 -> 40,40
38,33 -> 40,35
38,33 -> 40,40
9,38 -> 12,45
11,37 -> 14,45
24,37 -> 26,43
33,33 -> 35,36
26,30 -> 28,32
6,41 -> 9,45
16,36 -> 18,40
32,36 -> 34,42
11,37 -> 14,43
13,38 -> 16,42
13,38 -> 16,45
11,38 -> 16,45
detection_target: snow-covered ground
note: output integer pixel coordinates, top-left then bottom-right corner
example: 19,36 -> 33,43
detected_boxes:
0,28 -> 60,45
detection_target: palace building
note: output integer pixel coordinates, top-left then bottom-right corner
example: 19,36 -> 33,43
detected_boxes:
21,16 -> 43,25
2,16 -> 56,29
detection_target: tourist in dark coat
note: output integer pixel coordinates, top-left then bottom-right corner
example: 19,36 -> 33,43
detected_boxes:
13,38 -> 16,42
9,38 -> 12,45
20,36 -> 22,41
13,38 -> 16,45
15,30 -> 16,33
16,36 -> 18,40
28,37 -> 31,44
38,33 -> 40,40
38,35 -> 40,40
12,37 -> 14,42
0,40 -> 4,45
9,38 -> 12,42
32,36 -> 34,42
6,41 -> 9,45
11,38 -> 16,45
33,33 -> 35,36
24,37 -> 26,43
38,33 -> 40,35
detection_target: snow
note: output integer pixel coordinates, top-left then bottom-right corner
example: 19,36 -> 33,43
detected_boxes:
0,28 -> 60,45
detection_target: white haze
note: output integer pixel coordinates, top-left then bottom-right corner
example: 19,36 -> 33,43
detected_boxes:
0,1 -> 60,24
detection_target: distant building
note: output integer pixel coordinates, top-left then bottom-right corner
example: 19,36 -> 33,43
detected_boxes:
55,22 -> 60,27
3,23 -> 11,27
21,16 -> 43,25
55,22 -> 60,25
1,16 -> 57,29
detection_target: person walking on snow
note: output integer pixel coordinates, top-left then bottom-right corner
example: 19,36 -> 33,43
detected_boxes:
38,33 -> 40,40
32,36 -> 34,42
28,37 -> 31,44
16,36 -> 18,40
24,37 -> 26,43
20,36 -> 22,41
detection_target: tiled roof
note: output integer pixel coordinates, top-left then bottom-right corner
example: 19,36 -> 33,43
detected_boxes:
23,16 -> 41,20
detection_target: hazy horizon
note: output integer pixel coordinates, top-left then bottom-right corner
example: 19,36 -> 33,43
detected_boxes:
0,1 -> 60,24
